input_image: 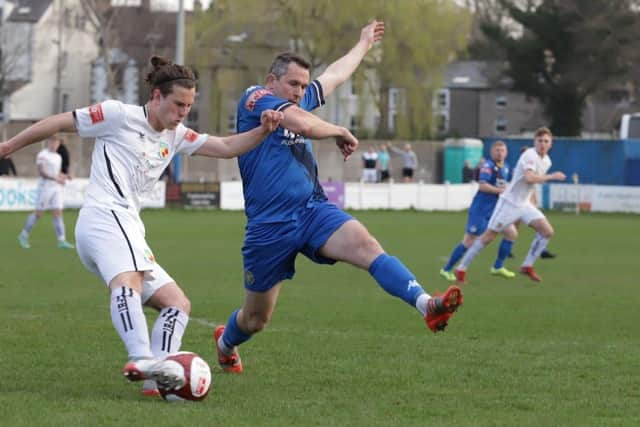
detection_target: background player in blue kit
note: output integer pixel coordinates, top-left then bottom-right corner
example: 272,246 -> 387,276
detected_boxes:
213,20 -> 463,374
440,141 -> 518,281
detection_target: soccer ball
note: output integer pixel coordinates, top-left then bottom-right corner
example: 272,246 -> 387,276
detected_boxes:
159,352 -> 212,402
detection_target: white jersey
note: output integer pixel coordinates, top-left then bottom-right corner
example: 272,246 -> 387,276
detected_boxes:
73,100 -> 207,213
501,147 -> 551,207
36,148 -> 62,187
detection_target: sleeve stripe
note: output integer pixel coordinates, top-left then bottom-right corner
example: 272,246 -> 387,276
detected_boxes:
311,80 -> 325,105
275,101 -> 294,112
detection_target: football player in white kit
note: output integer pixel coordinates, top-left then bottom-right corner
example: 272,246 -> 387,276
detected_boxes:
454,127 -> 566,284
0,56 -> 283,395
18,137 -> 75,249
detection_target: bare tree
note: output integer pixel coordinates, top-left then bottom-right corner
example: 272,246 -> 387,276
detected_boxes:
79,0 -> 122,98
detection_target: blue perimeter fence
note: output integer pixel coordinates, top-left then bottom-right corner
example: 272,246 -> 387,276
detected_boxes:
481,138 -> 640,186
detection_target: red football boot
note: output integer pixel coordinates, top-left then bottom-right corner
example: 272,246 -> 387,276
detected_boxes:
425,285 -> 464,332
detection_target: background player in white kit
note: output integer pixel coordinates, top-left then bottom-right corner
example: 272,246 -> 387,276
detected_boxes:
0,56 -> 283,395
18,137 -> 75,249
454,127 -> 566,284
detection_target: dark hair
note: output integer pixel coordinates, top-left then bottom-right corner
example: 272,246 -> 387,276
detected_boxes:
145,55 -> 196,98
269,52 -> 310,78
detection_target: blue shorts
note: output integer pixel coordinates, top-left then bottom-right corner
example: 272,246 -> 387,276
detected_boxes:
242,202 -> 353,292
465,211 -> 491,236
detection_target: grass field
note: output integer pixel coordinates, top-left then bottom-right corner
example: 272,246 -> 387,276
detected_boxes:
0,209 -> 639,427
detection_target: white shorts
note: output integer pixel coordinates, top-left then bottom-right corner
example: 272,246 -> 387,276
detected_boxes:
488,197 -> 545,232
362,169 -> 377,182
35,183 -> 64,211
75,207 -> 174,302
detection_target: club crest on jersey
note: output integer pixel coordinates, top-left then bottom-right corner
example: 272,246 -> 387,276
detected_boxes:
245,89 -> 271,111
88,104 -> 105,124
159,142 -> 170,159
184,129 -> 199,143
281,128 -> 305,146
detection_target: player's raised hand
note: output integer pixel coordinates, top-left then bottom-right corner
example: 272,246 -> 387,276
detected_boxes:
360,20 -> 385,50
259,110 -> 284,133
550,171 -> 566,181
336,128 -> 359,161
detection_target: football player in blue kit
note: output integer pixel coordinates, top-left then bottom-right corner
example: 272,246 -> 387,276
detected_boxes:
440,140 -> 518,281
213,20 -> 464,373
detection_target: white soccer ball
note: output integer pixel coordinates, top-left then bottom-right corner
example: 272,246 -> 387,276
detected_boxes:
159,351 -> 212,402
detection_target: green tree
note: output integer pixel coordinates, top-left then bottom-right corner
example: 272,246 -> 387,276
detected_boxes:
187,0 -> 471,139
476,0 -> 640,136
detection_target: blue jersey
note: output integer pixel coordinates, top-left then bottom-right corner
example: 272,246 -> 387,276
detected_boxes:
468,159 -> 511,217
236,80 -> 326,223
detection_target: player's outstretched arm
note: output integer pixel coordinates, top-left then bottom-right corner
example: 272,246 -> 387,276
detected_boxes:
478,182 -> 505,194
316,20 -> 384,97
280,105 -> 358,160
194,110 -> 284,158
0,113 -> 75,159
524,170 -> 567,184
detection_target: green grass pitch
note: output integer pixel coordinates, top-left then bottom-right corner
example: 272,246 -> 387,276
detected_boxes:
1,209 -> 639,426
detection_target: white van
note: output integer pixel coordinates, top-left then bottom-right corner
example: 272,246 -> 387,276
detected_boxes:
619,113 -> 640,138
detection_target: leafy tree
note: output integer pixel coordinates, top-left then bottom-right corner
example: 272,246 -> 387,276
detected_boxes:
188,0 -> 471,138
476,0 -> 640,136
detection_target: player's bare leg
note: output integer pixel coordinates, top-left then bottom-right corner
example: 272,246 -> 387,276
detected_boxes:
215,285 -> 281,373
320,220 -> 462,332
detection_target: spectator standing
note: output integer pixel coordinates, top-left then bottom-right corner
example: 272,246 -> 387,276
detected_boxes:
462,160 -> 474,183
0,156 -> 17,176
390,143 -> 417,182
57,138 -> 70,175
362,146 -> 378,182
377,144 -> 390,182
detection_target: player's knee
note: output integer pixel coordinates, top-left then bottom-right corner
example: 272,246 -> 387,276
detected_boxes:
543,227 -> 554,239
245,314 -> 269,334
176,296 -> 191,315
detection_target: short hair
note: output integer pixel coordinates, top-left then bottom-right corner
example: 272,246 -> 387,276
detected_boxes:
534,127 -> 552,138
269,52 -> 311,78
145,55 -> 196,98
492,140 -> 506,148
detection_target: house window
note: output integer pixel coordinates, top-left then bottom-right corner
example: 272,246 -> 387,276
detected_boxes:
388,88 -> 405,131
350,115 -> 359,134
227,112 -> 237,134
434,89 -> 449,110
61,94 -> 69,112
496,95 -> 507,108
495,116 -> 508,133
435,112 -> 449,134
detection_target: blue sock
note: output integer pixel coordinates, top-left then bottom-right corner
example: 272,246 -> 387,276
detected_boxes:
443,242 -> 468,271
221,309 -> 252,348
493,239 -> 514,269
368,254 -> 425,307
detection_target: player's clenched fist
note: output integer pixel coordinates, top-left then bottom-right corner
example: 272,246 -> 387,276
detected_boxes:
260,110 -> 284,132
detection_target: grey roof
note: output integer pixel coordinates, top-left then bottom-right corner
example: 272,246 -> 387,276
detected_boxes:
445,61 -> 513,90
6,0 -> 53,23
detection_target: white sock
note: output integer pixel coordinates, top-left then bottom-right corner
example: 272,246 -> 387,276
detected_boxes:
22,213 -> 38,235
415,293 -> 431,317
150,307 -> 189,357
110,286 -> 153,360
457,239 -> 486,271
53,216 -> 66,241
217,335 -> 234,355
522,233 -> 550,267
